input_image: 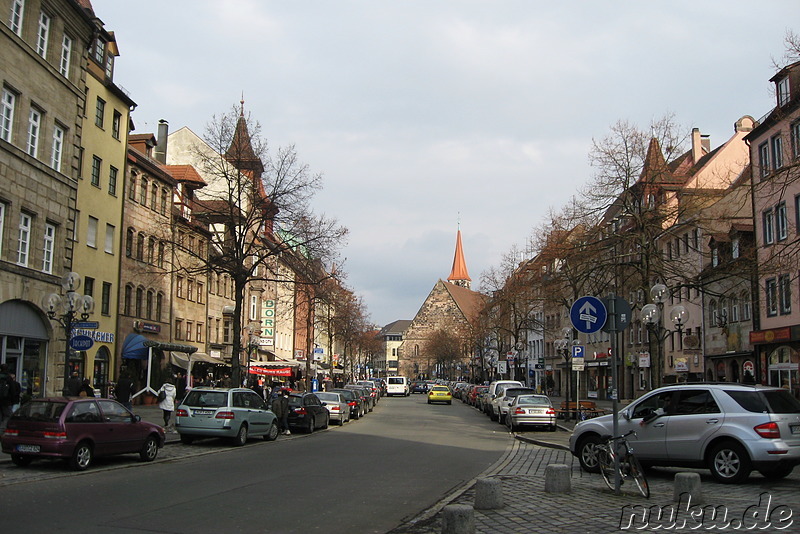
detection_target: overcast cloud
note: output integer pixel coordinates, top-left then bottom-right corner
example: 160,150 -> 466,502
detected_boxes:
92,0 -> 798,326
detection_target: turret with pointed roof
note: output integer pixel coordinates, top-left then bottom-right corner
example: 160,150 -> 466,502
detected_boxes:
447,229 -> 471,289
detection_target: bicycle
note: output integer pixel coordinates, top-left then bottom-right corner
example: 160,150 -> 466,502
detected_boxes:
595,429 -> 650,498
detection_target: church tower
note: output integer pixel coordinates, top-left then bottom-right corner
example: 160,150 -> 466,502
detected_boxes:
447,228 -> 471,289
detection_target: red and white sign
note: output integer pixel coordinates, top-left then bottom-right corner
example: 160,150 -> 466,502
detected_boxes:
743,360 -> 754,375
249,366 -> 292,377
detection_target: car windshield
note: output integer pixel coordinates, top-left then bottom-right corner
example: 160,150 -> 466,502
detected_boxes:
388,378 -> 404,384
13,401 -> 66,422
432,386 -> 449,392
288,396 -> 303,407
315,393 -> 339,402
517,396 -> 550,406
183,390 -> 227,408
726,389 -> 800,414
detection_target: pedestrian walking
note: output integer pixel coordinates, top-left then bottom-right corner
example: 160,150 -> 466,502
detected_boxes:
157,378 -> 177,430
115,371 -> 135,411
8,372 -> 22,414
65,371 -> 82,396
0,363 -> 13,429
271,389 -> 290,435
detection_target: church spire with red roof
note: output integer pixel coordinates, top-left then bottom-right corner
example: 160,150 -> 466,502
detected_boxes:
448,227 -> 471,289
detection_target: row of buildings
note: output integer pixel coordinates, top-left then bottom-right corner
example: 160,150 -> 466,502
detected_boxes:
377,58 -> 800,402
1,0 -> 355,399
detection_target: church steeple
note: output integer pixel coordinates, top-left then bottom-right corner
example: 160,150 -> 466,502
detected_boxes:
447,228 -> 471,289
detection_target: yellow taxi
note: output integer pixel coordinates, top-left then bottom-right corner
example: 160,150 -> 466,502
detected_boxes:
427,385 -> 452,405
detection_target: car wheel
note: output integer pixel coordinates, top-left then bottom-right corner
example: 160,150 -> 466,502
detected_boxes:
447,401 -> 452,405
179,434 -> 194,445
139,435 -> 159,462
758,465 -> 794,480
307,417 -> 315,434
708,441 -> 752,484
11,454 -> 32,467
577,434 -> 603,473
427,400 -> 431,404
489,410 -> 498,422
265,422 -> 279,441
70,441 -> 93,471
322,414 -> 329,429
549,424 -> 557,432
233,424 -> 248,446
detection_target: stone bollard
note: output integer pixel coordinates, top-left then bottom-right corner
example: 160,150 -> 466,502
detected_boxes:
544,464 -> 571,493
441,504 -> 475,534
673,472 -> 703,504
474,477 -> 504,509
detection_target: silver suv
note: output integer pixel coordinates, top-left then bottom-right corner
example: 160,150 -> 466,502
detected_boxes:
569,383 -> 800,483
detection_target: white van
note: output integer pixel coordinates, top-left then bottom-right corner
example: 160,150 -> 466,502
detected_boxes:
386,376 -> 409,396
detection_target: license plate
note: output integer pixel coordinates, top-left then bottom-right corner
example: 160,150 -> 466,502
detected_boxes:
791,424 -> 800,435
15,445 -> 40,453
193,409 -> 214,416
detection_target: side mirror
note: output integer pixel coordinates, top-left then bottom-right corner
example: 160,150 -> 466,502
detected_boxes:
134,415 -> 142,422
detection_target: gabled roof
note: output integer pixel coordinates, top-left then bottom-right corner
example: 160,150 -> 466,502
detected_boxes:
166,164 -> 206,186
441,280 -> 485,323
379,320 -> 412,336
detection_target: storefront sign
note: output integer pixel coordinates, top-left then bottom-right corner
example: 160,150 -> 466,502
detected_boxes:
675,358 -> 688,372
69,335 -> 94,351
249,366 -> 292,377
133,320 -> 161,333
639,352 -> 651,368
258,337 -> 274,346
743,360 -> 755,375
750,327 -> 792,344
72,329 -> 115,343
261,299 -> 276,343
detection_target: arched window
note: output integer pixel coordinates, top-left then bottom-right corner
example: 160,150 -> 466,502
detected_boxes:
139,178 -> 148,204
146,290 -> 154,319
161,188 -> 168,215
135,287 -> 144,317
158,241 -> 165,268
128,174 -> 137,201
709,300 -> 718,327
125,227 -> 134,257
150,183 -> 158,210
136,233 -> 144,260
147,237 -> 156,264
730,297 -> 739,322
123,284 -> 132,315
156,292 -> 163,322
741,291 -> 751,320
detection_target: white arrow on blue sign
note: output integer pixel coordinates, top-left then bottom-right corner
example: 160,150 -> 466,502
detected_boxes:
569,296 -> 607,334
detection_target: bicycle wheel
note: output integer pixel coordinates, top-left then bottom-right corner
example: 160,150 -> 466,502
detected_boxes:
626,453 -> 650,499
597,445 -> 615,492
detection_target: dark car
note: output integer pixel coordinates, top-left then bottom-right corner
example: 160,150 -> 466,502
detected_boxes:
1,397 -> 165,471
345,385 -> 374,412
410,381 -> 427,394
287,393 -> 329,433
370,378 -> 387,397
331,388 -> 365,419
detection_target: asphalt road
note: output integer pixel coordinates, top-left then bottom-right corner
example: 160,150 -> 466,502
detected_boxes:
0,394 -> 511,534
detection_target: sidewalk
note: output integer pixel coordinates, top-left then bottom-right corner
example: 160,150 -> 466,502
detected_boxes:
132,404 -> 181,443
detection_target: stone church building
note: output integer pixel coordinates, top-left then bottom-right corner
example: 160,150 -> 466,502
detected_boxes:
399,230 -> 485,380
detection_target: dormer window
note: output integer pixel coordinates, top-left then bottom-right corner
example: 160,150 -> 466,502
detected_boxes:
778,76 -> 790,106
93,38 -> 105,65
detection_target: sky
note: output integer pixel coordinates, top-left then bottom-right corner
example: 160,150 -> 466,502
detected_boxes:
92,0 -> 799,327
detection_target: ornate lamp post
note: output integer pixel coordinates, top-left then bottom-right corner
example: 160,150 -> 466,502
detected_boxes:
42,272 -> 95,395
641,283 -> 688,390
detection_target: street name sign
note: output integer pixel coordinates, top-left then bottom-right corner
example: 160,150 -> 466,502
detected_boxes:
570,296 -> 607,334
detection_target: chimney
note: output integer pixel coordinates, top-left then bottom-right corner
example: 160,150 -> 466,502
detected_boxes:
155,119 -> 169,164
691,128 -> 702,164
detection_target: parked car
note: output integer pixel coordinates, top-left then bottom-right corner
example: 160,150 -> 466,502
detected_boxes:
287,393 -> 330,433
356,380 -> 380,403
496,387 -> 538,424
410,381 -> 427,394
1,397 -> 164,471
486,381 -> 524,421
427,385 -> 452,405
386,376 -> 410,397
570,383 -> 800,483
345,385 -> 374,412
505,395 -> 557,432
469,386 -> 489,407
176,387 -> 279,445
315,391 -> 351,425
331,388 -> 365,419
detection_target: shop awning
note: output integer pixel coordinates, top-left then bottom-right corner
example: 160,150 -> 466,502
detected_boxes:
170,351 -> 227,370
121,334 -> 149,360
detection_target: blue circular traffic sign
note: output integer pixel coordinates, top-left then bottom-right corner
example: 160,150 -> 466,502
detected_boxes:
570,296 -> 607,334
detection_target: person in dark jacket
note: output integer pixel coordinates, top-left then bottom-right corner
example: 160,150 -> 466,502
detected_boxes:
115,371 -> 135,411
271,389 -> 290,435
0,364 -> 13,428
79,378 -> 95,397
9,372 -> 22,412
65,371 -> 82,397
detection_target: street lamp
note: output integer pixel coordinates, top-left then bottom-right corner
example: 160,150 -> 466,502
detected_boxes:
641,283 -> 688,390
42,272 -> 95,395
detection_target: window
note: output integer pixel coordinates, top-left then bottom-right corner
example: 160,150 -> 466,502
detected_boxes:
136,232 -> 144,260
156,293 -> 163,322
135,287 -> 143,317
94,97 -> 105,128
125,227 -> 134,257
711,246 -> 719,267
0,204 -> 4,256
147,237 -> 155,264
101,282 -> 111,315
250,295 -> 258,320
176,276 -> 184,298
108,166 -> 118,196
196,323 -> 203,343
759,142 -> 770,178
779,274 -> 791,315
27,108 -> 41,157
773,135 -> 784,170
91,155 -> 101,186
732,237 -> 740,259
86,216 -> 98,248
223,319 -> 231,343
146,290 -> 153,319
186,321 -> 193,342
1,88 -> 14,142
157,241 -> 164,268
197,282 -> 204,304
42,223 -> 54,273
160,189 -> 168,215
778,76 -> 791,107
763,209 -> 775,245
51,124 -> 64,171
175,319 -> 183,341
59,34 -> 72,77
104,54 -> 114,79
139,179 -> 147,204
730,297 -> 739,323
36,11 -> 50,58
83,276 -> 94,297
709,300 -> 718,327
9,0 -> 23,35
742,291 -> 752,321
17,213 -> 31,266
766,278 -> 778,317
776,202 -> 788,241
187,279 -> 194,301
111,110 -> 121,139
93,38 -> 104,65
123,285 -> 132,315
104,224 -> 114,254
128,174 -> 137,200
792,121 -> 800,159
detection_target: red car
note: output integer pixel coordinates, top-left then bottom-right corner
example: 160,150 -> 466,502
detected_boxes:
1,397 -> 165,471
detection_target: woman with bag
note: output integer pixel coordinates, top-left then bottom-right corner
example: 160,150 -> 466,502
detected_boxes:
157,378 -> 177,431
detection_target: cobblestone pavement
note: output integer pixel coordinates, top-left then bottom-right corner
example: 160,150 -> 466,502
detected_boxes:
388,439 -> 800,534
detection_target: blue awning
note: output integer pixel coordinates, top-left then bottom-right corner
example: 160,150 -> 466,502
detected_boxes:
121,333 -> 149,359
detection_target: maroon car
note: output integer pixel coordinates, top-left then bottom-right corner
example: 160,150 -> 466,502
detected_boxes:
1,397 -> 165,471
